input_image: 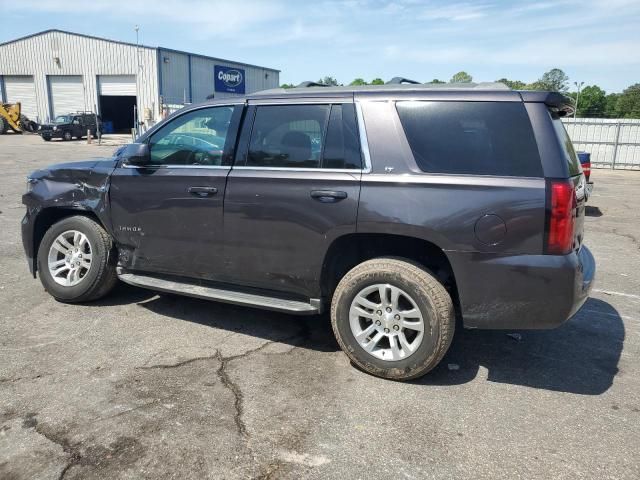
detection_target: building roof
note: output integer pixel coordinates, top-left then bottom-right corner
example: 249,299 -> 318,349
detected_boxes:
0,29 -> 280,72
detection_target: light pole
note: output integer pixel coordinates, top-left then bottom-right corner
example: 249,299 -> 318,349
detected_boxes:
574,81 -> 584,119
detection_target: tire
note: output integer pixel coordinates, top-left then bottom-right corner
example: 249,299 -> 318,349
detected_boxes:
331,257 -> 454,381
42,136 -> 51,141
0,117 -> 6,135
62,130 -> 72,141
37,215 -> 118,303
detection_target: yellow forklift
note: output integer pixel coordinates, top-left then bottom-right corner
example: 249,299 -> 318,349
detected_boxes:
0,102 -> 38,134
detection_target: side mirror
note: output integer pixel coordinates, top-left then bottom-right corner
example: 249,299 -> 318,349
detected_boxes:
121,143 -> 150,166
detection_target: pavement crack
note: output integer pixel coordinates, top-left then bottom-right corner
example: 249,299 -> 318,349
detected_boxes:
0,372 -> 53,384
32,423 -> 81,480
612,228 -> 640,250
137,354 -> 219,370
216,350 -> 248,438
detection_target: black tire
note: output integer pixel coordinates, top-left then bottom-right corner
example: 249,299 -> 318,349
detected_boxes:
42,136 -> 51,141
62,130 -> 72,141
331,257 -> 454,381
0,117 -> 6,135
37,215 -> 118,303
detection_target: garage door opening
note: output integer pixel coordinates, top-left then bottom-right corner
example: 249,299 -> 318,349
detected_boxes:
99,95 -> 136,133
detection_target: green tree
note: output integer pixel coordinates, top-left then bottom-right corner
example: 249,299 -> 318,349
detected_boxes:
571,85 -> 607,117
496,78 -> 526,89
616,84 -> 640,118
280,83 -> 296,89
538,68 -> 570,92
370,78 -> 385,85
450,71 -> 473,83
524,80 -> 548,91
604,93 -> 620,118
427,78 -> 446,84
318,76 -> 339,86
350,78 -> 368,86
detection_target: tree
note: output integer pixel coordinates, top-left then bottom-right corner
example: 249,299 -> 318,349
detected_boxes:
571,85 -> 607,117
538,68 -> 569,92
616,84 -> 640,118
280,83 -> 296,89
604,93 -> 621,118
524,80 -> 548,91
350,78 -> 367,86
318,76 -> 339,86
427,78 -> 446,84
450,71 -> 473,83
370,78 -> 385,85
496,78 -> 526,90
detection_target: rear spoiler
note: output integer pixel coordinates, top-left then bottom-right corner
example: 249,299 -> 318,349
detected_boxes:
519,91 -> 575,117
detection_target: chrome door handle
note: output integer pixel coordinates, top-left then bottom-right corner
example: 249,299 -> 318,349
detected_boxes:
188,186 -> 218,197
310,190 -> 348,202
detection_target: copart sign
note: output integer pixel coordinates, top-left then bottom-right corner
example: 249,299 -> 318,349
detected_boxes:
215,65 -> 246,94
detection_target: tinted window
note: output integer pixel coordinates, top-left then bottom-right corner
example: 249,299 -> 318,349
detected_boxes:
323,104 -> 362,169
396,101 -> 542,177
550,113 -> 581,177
149,106 -> 235,166
248,105 -> 329,168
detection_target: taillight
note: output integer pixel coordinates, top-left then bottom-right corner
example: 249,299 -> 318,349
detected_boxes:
582,162 -> 591,181
546,179 -> 577,255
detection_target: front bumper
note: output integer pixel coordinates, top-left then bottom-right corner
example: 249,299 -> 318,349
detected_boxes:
40,130 -> 63,139
21,204 -> 38,277
448,246 -> 595,330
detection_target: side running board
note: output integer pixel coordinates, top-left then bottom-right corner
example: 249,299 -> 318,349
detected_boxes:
117,271 -> 321,315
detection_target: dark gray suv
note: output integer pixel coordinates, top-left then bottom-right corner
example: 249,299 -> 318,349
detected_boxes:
21,83 -> 595,380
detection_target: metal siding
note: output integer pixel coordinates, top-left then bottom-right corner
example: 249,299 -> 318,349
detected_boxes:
0,30 -> 159,124
159,49 -> 190,105
98,75 -> 136,96
48,75 -> 85,117
4,75 -> 38,120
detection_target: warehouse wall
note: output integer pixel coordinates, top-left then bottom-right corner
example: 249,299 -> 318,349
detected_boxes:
159,48 -> 279,107
0,30 -> 159,123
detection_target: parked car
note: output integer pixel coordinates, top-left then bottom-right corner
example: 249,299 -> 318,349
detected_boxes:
21,83 -> 595,381
39,112 -> 100,141
577,151 -> 594,199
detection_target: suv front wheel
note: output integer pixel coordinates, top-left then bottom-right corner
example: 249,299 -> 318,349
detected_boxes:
331,257 -> 454,381
37,215 -> 118,302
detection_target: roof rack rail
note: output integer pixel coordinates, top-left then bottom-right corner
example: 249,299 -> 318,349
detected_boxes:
297,81 -> 329,88
386,77 -> 421,85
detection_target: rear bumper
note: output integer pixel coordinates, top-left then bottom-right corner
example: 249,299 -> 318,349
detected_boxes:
448,246 -> 595,329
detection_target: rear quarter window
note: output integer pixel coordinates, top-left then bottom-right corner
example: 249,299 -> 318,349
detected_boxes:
396,101 -> 543,177
550,113 -> 581,177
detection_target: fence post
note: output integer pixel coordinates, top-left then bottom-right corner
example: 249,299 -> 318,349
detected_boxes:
611,121 -> 622,169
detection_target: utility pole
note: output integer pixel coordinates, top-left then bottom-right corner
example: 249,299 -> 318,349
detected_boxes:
573,81 -> 584,119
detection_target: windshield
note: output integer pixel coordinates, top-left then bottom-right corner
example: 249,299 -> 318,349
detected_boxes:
53,115 -> 73,124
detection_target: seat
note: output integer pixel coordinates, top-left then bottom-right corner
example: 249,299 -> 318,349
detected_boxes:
280,131 -> 314,167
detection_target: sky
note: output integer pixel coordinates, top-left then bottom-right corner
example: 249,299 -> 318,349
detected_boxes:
1,0 -> 639,92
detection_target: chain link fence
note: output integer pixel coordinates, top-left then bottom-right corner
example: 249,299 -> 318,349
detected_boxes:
563,118 -> 640,170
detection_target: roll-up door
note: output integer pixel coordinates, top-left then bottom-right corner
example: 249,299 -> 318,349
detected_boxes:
98,75 -> 136,96
4,76 -> 38,120
48,76 -> 85,118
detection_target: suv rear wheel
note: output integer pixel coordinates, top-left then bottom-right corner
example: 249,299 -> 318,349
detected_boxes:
37,216 -> 118,302
331,257 -> 454,381
62,130 -> 72,141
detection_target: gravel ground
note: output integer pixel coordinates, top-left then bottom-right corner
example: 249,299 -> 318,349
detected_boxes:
1,133 -> 639,479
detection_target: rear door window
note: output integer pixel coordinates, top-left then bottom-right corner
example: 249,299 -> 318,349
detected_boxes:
245,104 -> 362,169
396,101 -> 542,177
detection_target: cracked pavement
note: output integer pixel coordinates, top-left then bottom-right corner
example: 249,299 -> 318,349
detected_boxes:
1,134 -> 640,479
